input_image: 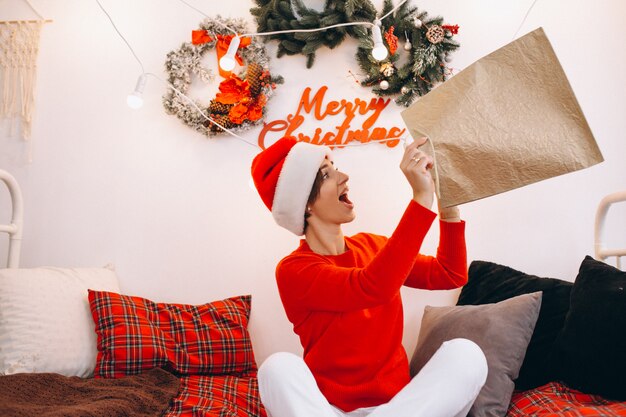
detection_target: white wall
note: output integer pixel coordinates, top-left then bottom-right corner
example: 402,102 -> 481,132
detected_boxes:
1,0 -> 625,364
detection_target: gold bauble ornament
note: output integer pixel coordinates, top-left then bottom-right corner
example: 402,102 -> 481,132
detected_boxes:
380,62 -> 395,77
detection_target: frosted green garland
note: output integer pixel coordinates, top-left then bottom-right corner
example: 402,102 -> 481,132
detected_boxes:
162,16 -> 283,136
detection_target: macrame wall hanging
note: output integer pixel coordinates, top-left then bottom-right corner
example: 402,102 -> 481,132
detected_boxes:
0,0 -> 51,145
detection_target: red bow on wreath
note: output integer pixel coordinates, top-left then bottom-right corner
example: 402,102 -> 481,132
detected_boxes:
442,24 -> 460,35
191,30 -> 251,78
384,26 -> 399,56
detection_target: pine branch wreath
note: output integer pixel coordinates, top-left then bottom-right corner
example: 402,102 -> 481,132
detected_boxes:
250,0 -> 377,68
251,0 -> 459,106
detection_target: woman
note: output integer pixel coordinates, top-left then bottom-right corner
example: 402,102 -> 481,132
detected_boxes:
251,137 -> 487,417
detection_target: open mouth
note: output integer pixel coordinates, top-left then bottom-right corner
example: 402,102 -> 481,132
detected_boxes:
339,191 -> 354,209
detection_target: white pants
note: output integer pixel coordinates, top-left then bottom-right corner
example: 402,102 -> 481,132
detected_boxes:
258,338 -> 488,417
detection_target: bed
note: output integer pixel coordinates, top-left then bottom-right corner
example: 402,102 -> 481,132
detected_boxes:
1,168 -> 625,416
0,168 -> 266,416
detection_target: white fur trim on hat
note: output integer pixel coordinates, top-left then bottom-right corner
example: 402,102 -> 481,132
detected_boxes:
272,142 -> 332,235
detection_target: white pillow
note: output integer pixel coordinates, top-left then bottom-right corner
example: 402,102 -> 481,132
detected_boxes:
0,267 -> 120,377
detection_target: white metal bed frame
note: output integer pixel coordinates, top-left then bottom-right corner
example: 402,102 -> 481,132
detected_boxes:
0,169 -> 24,268
1,168 -> 624,270
594,190 -> 626,269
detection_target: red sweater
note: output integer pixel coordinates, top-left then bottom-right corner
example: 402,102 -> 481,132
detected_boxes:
275,201 -> 468,412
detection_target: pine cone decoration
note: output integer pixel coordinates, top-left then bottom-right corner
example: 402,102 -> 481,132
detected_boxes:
209,100 -> 233,115
426,25 -> 445,44
246,63 -> 264,97
207,114 -> 235,132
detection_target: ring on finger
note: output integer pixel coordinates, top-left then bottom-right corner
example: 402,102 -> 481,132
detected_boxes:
411,156 -> 422,164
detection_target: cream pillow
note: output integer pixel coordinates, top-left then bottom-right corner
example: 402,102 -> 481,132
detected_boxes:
0,267 -> 120,377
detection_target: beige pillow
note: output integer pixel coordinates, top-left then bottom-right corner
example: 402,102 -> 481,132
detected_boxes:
410,292 -> 542,417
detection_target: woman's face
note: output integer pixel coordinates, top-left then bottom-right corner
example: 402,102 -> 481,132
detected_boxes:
309,158 -> 355,226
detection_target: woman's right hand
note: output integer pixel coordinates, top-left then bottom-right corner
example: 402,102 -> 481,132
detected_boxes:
400,137 -> 435,210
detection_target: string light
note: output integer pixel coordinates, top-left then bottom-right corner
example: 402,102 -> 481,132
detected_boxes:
371,20 -> 388,61
512,0 -> 540,40
96,0 -> 409,148
216,18 -> 390,72
177,0 -> 237,34
98,0 -> 541,151
145,72 -> 258,147
97,0 -> 403,146
218,35 -> 240,71
126,73 -> 146,109
187,0 -> 412,68
95,0 -> 144,73
95,0 -> 258,147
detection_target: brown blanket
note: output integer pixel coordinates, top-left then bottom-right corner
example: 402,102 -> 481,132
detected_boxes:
0,367 -> 180,417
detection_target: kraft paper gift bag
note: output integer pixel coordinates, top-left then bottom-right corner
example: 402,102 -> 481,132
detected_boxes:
401,27 -> 603,208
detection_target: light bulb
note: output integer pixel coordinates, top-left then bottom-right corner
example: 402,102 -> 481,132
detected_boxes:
127,74 -> 147,109
126,93 -> 143,109
372,44 -> 388,61
219,55 -> 236,72
371,22 -> 388,61
219,36 -> 241,72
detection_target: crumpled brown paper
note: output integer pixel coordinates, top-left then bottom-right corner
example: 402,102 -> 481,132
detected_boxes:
401,27 -> 603,208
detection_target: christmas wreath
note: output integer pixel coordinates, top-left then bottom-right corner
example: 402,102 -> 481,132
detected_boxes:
163,16 -> 284,136
356,0 -> 459,106
250,0 -> 458,106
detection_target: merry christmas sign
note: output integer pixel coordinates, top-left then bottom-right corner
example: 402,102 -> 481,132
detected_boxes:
258,85 -> 406,149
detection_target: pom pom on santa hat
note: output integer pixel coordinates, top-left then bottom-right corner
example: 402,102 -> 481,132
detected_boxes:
251,137 -> 332,235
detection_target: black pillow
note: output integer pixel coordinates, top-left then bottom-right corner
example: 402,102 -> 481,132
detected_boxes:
458,260 -> 572,390
553,255 -> 626,400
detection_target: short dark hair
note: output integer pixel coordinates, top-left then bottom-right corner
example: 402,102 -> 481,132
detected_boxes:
303,169 -> 325,233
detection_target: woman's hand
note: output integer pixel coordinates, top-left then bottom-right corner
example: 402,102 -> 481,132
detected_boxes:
400,137 -> 435,210
439,205 -> 461,222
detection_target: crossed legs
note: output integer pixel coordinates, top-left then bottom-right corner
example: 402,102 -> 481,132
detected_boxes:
258,338 -> 487,417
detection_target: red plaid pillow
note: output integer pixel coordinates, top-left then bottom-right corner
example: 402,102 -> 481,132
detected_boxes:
165,374 -> 267,417
88,291 -> 257,378
507,382 -> 626,416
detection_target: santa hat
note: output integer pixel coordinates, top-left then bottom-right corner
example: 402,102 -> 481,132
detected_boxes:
251,137 -> 332,235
